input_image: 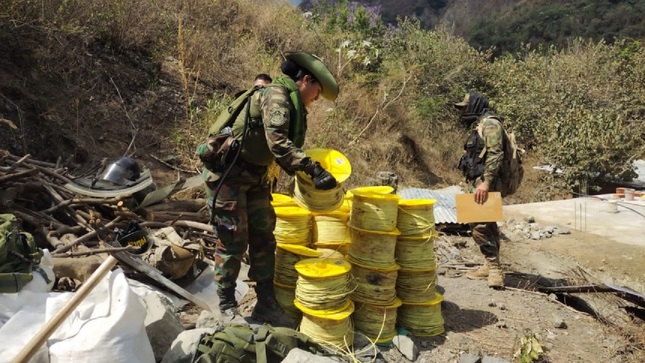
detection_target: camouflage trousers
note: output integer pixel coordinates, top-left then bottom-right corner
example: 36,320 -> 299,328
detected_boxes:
469,222 -> 500,258
204,164 -> 276,289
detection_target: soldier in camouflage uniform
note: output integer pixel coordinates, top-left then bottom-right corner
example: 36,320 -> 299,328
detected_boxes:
455,92 -> 505,289
202,52 -> 339,326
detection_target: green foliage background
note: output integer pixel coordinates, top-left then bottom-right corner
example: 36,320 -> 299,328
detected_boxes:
1,0 -> 644,200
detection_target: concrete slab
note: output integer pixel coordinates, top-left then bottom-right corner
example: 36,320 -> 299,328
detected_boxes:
504,195 -> 645,247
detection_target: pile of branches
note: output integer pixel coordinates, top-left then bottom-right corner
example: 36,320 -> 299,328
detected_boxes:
0,151 -> 215,258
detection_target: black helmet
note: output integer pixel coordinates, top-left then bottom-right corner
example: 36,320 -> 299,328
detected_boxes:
101,157 -> 141,185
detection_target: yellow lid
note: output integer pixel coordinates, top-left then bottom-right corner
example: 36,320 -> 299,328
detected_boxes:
274,206 -> 311,218
346,186 -> 394,199
351,189 -> 400,202
271,193 -> 297,207
401,292 -> 444,306
304,148 -> 352,183
348,224 -> 401,236
294,299 -> 354,319
398,199 -> 437,208
295,258 -> 351,278
277,243 -> 322,257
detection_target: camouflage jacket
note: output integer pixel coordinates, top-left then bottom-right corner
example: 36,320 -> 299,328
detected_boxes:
230,78 -> 307,174
474,113 -> 504,186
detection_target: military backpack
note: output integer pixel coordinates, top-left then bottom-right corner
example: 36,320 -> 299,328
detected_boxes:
460,115 -> 525,197
0,214 -> 44,293
192,324 -> 327,363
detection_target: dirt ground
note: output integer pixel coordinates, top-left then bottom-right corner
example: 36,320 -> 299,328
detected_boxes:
175,212 -> 644,363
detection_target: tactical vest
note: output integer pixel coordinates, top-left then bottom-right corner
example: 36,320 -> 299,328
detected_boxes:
458,121 -> 488,182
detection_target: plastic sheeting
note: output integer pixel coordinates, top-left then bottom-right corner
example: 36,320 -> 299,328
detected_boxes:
0,252 -> 154,363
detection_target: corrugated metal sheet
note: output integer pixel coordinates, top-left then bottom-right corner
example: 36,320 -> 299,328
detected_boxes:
398,186 -> 462,224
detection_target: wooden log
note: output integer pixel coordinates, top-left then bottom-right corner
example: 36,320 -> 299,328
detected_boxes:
143,199 -> 206,213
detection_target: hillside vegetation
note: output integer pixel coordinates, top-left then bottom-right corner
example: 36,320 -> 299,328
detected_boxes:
1,0 -> 644,202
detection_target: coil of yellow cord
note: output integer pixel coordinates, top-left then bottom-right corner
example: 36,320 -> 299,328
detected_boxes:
297,300 -> 355,351
397,199 -> 436,237
397,293 -> 445,337
294,258 -> 353,312
313,211 -> 350,243
274,243 -> 321,287
395,234 -> 438,270
349,190 -> 400,232
274,206 -> 311,245
349,261 -> 399,305
353,298 -> 402,344
347,226 -> 400,269
396,267 -> 438,303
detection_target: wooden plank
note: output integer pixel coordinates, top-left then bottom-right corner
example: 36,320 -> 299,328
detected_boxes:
113,251 -> 212,312
456,192 -> 503,223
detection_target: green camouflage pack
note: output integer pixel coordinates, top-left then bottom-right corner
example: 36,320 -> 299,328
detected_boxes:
0,214 -> 44,293
192,324 -> 326,363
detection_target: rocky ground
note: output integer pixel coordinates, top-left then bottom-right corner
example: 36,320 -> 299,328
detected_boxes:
173,215 -> 644,363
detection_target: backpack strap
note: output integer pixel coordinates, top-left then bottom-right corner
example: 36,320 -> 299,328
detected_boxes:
0,273 -> 34,293
254,325 -> 272,363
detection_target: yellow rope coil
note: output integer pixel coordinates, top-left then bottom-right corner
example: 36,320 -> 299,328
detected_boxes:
274,206 -> 311,245
293,173 -> 345,213
349,191 -> 400,232
396,268 -> 438,303
274,244 -> 321,287
299,301 -> 355,351
353,299 -> 402,343
350,262 -> 399,305
314,242 -> 350,256
274,281 -> 303,322
348,226 -> 400,269
397,294 -> 445,337
317,248 -> 345,259
397,199 -> 437,237
271,193 -> 297,207
295,274 -> 353,311
313,212 -> 350,243
396,234 -> 438,270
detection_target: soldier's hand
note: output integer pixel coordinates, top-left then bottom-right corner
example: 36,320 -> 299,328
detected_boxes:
301,158 -> 338,190
474,181 -> 490,204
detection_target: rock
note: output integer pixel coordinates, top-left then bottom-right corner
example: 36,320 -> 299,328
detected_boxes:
459,353 -> 482,363
437,267 -> 447,276
524,216 -> 536,223
488,299 -> 497,307
498,303 -> 507,311
393,334 -> 419,361
482,356 -> 511,363
554,226 -> 571,235
495,320 -> 508,329
162,328 -> 213,363
530,232 -> 541,240
282,348 -> 342,363
548,293 -> 558,301
528,222 -> 540,231
196,310 -> 221,329
553,316 -> 567,329
544,226 -> 555,234
144,292 -> 186,361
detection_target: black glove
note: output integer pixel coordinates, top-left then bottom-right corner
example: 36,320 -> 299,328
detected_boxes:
301,158 -> 337,190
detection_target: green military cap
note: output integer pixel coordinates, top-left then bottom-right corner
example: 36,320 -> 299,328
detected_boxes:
454,93 -> 470,107
285,51 -> 339,101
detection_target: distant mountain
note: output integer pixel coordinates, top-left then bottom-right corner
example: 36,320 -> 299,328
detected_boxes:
300,0 -> 645,55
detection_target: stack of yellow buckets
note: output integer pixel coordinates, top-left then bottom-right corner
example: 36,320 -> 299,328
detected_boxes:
347,187 -> 402,344
395,199 -> 444,336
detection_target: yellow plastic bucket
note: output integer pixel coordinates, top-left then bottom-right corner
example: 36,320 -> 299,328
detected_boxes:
274,206 -> 311,245
293,148 -> 351,213
349,190 -> 400,232
396,234 -> 438,270
274,281 -> 303,322
313,211 -> 350,243
353,298 -> 402,344
348,226 -> 400,269
297,300 -> 355,349
275,244 -> 322,287
271,193 -> 297,207
349,261 -> 399,305
397,293 -> 445,337
396,267 -> 438,303
397,199 -> 437,237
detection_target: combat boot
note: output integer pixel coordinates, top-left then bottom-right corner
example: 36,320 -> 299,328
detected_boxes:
252,281 -> 296,328
486,257 -> 504,289
466,260 -> 489,280
218,286 -> 247,325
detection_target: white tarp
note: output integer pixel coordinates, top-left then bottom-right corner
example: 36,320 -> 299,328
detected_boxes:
0,252 -> 154,363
